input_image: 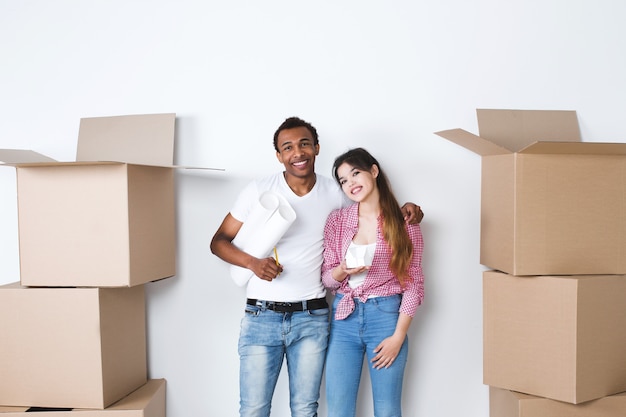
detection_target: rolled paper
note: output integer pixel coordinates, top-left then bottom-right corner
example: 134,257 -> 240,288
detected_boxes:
229,191 -> 296,286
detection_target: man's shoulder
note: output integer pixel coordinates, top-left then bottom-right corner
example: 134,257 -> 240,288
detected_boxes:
315,174 -> 341,193
316,173 -> 335,184
315,174 -> 351,210
247,172 -> 283,192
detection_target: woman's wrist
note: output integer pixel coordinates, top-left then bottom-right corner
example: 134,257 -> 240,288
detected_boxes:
332,267 -> 347,282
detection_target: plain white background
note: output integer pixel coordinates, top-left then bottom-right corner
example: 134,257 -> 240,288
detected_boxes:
1,1 -> 626,416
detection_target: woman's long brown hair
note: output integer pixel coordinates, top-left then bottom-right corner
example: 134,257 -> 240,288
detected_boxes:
333,147 -> 413,286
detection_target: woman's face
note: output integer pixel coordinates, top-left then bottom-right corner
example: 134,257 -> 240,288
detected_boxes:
336,162 -> 379,203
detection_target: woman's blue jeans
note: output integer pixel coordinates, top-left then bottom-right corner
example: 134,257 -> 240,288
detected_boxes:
325,294 -> 408,417
238,303 -> 330,417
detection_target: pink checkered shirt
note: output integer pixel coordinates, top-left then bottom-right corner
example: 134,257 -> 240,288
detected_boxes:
322,203 -> 424,320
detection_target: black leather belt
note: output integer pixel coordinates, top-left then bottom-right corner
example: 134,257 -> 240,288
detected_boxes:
246,297 -> 328,312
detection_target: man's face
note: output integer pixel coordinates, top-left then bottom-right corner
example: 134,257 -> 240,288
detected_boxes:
275,126 -> 319,179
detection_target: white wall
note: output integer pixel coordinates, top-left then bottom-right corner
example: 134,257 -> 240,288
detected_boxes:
1,1 -> 626,416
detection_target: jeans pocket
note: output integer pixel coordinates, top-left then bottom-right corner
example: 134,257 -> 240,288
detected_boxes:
373,295 -> 402,314
244,305 -> 260,316
307,307 -> 330,318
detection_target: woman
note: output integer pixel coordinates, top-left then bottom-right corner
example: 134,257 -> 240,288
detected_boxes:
322,147 -> 424,417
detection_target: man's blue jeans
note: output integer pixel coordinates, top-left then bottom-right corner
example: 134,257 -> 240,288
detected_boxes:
238,303 -> 330,417
325,294 -> 408,417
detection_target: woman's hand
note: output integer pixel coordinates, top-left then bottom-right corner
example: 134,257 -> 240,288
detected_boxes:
332,260 -> 369,282
371,334 -> 404,369
371,314 -> 412,369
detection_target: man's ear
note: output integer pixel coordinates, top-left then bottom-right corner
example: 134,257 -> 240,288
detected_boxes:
276,150 -> 283,163
315,143 -> 320,155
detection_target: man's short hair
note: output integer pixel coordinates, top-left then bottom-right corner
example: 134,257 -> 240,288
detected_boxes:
273,117 -> 319,151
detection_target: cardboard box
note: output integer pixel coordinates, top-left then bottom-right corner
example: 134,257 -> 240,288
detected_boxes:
0,379 -> 165,416
0,113 -> 177,287
0,282 -> 147,409
435,109 -> 626,276
483,270 -> 626,404
490,386 -> 626,417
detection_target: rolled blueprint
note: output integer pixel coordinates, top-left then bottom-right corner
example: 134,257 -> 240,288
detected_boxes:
230,191 -> 296,286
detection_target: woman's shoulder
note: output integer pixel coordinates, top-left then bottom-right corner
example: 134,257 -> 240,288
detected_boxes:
327,203 -> 358,223
338,202 -> 358,215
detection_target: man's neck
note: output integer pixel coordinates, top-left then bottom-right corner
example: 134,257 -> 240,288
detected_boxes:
283,172 -> 317,197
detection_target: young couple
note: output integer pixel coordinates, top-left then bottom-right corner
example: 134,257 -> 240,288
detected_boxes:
210,116 -> 424,417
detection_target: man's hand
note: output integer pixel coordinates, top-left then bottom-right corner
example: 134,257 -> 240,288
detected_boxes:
401,203 -> 423,225
250,257 -> 283,281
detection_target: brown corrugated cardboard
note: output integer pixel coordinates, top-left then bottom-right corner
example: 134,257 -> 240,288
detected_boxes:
76,114 -> 176,166
0,379 -> 165,416
490,386 -> 626,417
0,282 -> 147,409
435,109 -> 626,276
0,113 -> 185,287
483,271 -> 626,404
15,162 -> 175,287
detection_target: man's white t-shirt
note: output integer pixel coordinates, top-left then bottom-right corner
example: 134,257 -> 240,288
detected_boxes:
230,172 -> 348,302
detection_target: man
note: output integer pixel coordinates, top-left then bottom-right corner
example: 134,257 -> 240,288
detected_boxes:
210,117 -> 422,417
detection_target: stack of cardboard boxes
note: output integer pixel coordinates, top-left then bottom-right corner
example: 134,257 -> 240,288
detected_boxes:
0,113 -> 179,416
437,109 -> 626,416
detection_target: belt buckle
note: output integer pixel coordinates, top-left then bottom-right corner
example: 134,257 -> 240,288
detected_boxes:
273,302 -> 291,312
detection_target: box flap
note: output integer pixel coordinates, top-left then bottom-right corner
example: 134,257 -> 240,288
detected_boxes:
477,109 -> 581,151
1,113 -> 223,171
434,128 -> 511,156
0,405 -> 29,412
5,161 -> 123,168
0,150 -> 57,164
519,141 -> 626,155
76,113 -> 176,166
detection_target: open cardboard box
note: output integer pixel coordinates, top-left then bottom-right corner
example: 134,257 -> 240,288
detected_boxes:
436,109 -> 626,276
0,282 -> 147,409
489,386 -> 626,417
483,270 -> 626,404
0,379 -> 165,416
0,113 -> 218,287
